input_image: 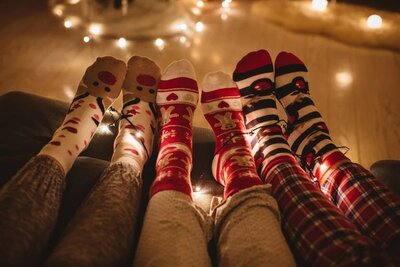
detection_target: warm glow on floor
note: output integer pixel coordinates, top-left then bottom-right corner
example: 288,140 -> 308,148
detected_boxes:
335,71 -> 353,89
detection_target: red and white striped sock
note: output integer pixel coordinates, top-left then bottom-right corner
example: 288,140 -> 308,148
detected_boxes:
39,57 -> 126,173
274,51 -> 349,181
111,56 -> 160,170
233,49 -> 296,179
201,71 -> 263,199
150,59 -> 199,198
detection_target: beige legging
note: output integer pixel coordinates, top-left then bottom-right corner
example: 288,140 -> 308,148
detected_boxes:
134,185 -> 295,267
133,190 -> 212,267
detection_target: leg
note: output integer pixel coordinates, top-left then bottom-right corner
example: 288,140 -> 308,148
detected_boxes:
133,59 -> 211,267
45,56 -> 160,266
201,71 -> 295,266
0,57 -> 126,266
274,51 -> 400,255
134,190 -> 211,267
213,185 -> 295,267
44,163 -> 142,266
0,156 -> 64,266
233,50 -> 393,266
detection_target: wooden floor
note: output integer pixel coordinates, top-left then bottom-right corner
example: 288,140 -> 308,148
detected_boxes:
0,0 -> 399,168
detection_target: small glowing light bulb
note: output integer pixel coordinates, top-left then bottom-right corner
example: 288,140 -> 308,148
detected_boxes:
179,23 -> 188,31
117,37 -> 127,48
195,21 -> 205,32
64,20 -> 72,28
179,36 -> 187,44
366,14 -> 383,29
191,7 -> 201,16
196,0 -> 204,8
194,185 -> 201,192
222,1 -> 230,8
154,38 -> 165,49
52,6 -> 63,17
83,36 -> 91,43
89,23 -> 102,35
311,0 -> 328,12
98,124 -> 112,135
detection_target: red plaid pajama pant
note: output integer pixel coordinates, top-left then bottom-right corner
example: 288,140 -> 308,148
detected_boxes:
266,161 -> 396,266
320,162 -> 400,259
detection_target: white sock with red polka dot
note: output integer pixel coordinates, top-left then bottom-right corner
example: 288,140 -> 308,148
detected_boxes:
39,57 -> 126,173
111,56 -> 161,170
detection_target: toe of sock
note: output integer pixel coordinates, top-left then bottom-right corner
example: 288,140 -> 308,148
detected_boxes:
233,49 -> 272,81
157,59 -> 199,107
83,56 -> 126,99
123,56 -> 161,103
201,71 -> 241,116
202,71 -> 236,93
127,55 -> 159,69
274,52 -> 306,70
162,59 -> 196,81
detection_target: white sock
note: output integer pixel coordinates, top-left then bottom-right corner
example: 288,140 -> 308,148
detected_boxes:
39,56 -> 126,173
111,56 -> 161,170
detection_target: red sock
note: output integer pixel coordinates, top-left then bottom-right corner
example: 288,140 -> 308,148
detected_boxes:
150,59 -> 199,198
201,71 -> 263,199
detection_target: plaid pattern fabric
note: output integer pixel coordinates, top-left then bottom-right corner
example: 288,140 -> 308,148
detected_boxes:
266,162 -> 392,266
320,162 -> 400,250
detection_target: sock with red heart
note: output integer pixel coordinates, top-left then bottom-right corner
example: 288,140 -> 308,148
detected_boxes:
201,71 -> 263,199
150,59 -> 199,198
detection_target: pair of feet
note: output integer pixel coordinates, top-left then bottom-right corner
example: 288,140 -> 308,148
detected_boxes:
39,56 -> 161,173
233,50 -> 349,184
200,49 -> 349,198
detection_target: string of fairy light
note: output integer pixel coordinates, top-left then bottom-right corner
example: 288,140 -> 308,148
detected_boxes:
54,0 -> 387,55
53,0 -> 235,50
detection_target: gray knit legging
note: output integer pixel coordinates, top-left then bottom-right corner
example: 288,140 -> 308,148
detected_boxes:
0,155 -> 143,267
